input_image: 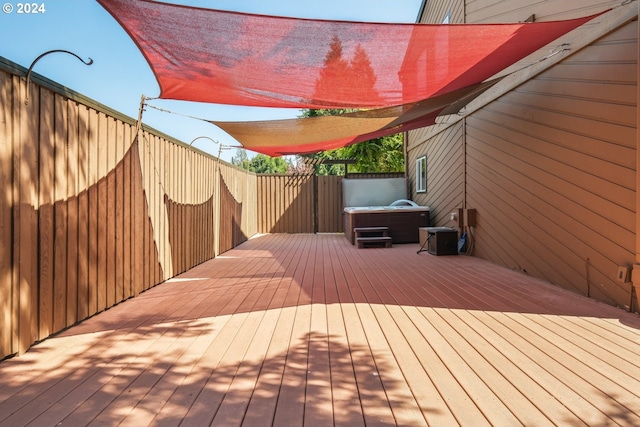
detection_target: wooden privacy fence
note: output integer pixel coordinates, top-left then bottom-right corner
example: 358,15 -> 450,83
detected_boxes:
257,175 -> 316,234
0,58 -> 258,359
257,172 -> 405,234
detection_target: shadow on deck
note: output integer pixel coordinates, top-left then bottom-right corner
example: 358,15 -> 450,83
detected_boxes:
1,234 -> 639,426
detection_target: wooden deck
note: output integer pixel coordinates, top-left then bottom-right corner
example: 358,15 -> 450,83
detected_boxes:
1,233 -> 639,426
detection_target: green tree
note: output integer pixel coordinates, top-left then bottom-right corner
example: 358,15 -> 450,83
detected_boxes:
231,149 -> 250,170
340,132 -> 404,173
303,35 -> 403,174
297,109 -> 405,175
314,35 -> 350,105
349,44 -> 381,105
232,150 -> 290,174
249,154 -> 289,174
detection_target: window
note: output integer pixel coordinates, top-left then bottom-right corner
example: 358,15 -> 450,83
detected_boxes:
416,156 -> 426,193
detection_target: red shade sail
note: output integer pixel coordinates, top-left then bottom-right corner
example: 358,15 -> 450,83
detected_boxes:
98,0 -> 601,155
98,0 -> 598,109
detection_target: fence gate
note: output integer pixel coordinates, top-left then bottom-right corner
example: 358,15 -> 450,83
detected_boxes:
316,175 -> 343,233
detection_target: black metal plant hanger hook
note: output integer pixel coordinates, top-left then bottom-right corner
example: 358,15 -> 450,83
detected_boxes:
25,49 -> 93,105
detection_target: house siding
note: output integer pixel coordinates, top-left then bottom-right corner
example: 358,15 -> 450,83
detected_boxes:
418,0 -> 464,23
408,122 -> 465,227
466,0 -> 621,23
409,1 -> 638,310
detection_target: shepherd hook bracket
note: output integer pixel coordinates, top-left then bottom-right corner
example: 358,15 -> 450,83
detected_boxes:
25,49 -> 93,105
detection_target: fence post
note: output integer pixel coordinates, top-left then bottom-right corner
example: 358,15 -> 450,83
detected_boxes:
313,174 -> 318,234
214,160 -> 220,256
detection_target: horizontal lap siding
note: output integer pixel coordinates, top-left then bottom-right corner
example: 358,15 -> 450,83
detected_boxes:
408,122 -> 464,226
410,1 -> 637,310
418,0 -> 464,23
466,21 -> 637,309
466,0 -> 621,23
0,59 -> 258,359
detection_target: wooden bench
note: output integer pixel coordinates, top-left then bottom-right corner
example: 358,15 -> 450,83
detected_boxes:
354,226 -> 392,248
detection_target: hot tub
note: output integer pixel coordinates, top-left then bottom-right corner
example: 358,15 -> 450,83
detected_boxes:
344,202 -> 430,244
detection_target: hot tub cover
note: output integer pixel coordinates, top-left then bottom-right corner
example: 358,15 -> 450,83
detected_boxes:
98,0 -> 601,155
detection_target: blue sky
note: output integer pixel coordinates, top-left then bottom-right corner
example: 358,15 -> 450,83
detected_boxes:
0,0 -> 423,160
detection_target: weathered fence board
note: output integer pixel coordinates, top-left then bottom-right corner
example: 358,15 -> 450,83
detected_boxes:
0,70 -> 13,357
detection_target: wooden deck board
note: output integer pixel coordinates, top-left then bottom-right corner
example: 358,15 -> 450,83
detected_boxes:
241,306 -> 296,427
437,308 -> 557,426
451,309 -> 580,425
208,309 -> 281,427
420,308 -> 536,426
482,311 -> 621,426
1,233 -> 640,427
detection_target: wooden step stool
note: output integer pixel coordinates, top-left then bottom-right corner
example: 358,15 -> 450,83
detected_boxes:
354,226 -> 392,248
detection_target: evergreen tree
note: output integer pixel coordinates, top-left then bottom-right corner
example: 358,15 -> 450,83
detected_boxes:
314,35 -> 350,105
302,35 -> 402,174
349,43 -> 381,105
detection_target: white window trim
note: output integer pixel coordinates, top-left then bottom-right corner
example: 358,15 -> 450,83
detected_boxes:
416,156 -> 426,193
